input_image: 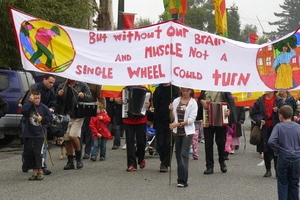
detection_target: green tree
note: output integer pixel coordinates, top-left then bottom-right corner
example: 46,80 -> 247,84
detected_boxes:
227,5 -> 240,41
185,0 -> 215,33
135,17 -> 153,28
0,0 -> 92,69
269,0 -> 300,36
240,24 -> 258,43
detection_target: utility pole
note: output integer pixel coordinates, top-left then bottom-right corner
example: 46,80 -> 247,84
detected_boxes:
117,0 -> 124,30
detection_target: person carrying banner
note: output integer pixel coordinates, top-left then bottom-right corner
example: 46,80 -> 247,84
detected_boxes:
152,83 -> 180,172
21,90 -> 53,180
22,74 -> 57,175
56,80 -> 93,170
169,87 -> 197,187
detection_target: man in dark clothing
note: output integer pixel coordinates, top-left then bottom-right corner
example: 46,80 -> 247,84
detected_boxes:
56,80 -> 93,170
81,83 -> 102,159
153,83 -> 180,172
198,91 -> 237,175
23,74 -> 57,175
106,97 -> 123,149
22,90 -> 53,180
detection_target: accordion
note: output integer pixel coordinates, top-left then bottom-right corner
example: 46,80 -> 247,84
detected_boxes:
203,102 -> 229,127
122,86 -> 151,118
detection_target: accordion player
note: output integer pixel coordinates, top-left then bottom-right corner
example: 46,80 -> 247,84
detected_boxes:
203,102 -> 229,128
122,86 -> 151,118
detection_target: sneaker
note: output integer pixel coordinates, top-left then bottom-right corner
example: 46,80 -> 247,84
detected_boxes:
177,183 -> 188,187
122,144 -> 127,150
82,154 -> 90,159
43,168 -> 51,175
76,160 -> 83,169
99,157 -> 105,161
28,175 -> 37,181
112,145 -> 119,150
159,165 -> 168,172
139,160 -> 146,169
230,150 -> 235,154
193,157 -> 198,160
90,157 -> 96,161
37,173 -> 44,180
200,139 -> 205,143
126,166 -> 137,172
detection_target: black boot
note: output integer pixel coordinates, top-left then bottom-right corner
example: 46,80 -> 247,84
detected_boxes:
75,151 -> 83,169
263,170 -> 272,177
64,155 -> 75,170
220,162 -> 227,173
224,152 -> 229,160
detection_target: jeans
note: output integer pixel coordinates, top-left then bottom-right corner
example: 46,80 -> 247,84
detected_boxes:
108,123 -> 123,147
277,154 -> 300,200
175,134 -> 193,185
91,138 -> 107,158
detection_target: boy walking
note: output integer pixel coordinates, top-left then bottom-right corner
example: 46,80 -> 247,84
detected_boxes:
22,90 -> 53,180
268,105 -> 300,200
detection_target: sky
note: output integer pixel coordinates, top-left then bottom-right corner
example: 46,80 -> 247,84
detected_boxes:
112,0 -> 284,35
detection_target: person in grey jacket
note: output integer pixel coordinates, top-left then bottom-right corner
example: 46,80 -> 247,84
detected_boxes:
56,80 -> 93,170
268,105 -> 300,200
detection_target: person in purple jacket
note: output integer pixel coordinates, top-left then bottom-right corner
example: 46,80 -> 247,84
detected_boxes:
268,105 -> 300,200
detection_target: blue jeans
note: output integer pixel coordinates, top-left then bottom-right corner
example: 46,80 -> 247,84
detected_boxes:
91,138 -> 107,158
174,135 -> 193,185
277,154 -> 300,200
108,123 -> 123,147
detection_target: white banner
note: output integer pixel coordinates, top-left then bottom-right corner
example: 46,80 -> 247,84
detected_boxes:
10,8 -> 300,92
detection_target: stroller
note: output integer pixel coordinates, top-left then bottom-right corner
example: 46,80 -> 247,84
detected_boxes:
145,123 -> 156,155
145,110 -> 156,155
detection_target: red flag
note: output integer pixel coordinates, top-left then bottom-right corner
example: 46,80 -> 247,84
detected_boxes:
248,33 -> 258,44
122,13 -> 135,29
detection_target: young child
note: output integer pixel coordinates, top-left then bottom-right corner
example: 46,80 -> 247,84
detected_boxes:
191,120 -> 200,160
268,105 -> 300,200
89,99 -> 112,161
21,90 -> 53,181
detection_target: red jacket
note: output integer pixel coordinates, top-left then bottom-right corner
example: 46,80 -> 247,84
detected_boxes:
89,111 -> 113,140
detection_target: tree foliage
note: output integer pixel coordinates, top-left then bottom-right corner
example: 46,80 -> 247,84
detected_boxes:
227,5 -> 240,41
185,0 -> 215,33
240,24 -> 258,43
0,0 -> 92,69
269,0 -> 300,37
135,17 -> 153,28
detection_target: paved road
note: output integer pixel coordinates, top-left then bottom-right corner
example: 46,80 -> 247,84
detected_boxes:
0,113 -> 277,200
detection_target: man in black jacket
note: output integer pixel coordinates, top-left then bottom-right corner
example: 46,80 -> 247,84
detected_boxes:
153,83 -> 180,172
23,74 -> 57,175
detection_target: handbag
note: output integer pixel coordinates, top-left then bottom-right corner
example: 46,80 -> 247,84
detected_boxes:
249,98 -> 263,145
250,124 -> 261,145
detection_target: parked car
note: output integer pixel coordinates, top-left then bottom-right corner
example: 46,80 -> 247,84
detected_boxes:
0,67 -> 35,145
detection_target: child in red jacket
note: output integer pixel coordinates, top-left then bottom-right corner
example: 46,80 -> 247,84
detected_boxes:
89,100 -> 112,161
